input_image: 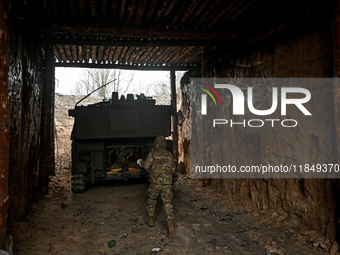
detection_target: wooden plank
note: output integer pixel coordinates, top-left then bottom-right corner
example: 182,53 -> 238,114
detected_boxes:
120,0 -> 127,25
77,45 -> 83,62
102,46 -> 110,62
134,0 -> 149,26
131,46 -> 146,63
49,38 -> 211,46
56,44 -> 67,62
152,47 -> 170,64
164,0 -> 179,16
35,24 -> 235,40
108,47 -> 115,63
118,46 -> 128,64
183,49 -> 201,65
100,0 -> 107,23
127,46 -> 139,63
54,62 -> 192,70
84,45 -> 91,63
71,44 -> 77,62
164,47 -> 187,65
183,0 -> 209,29
143,47 -> 159,63
207,0 -> 237,28
97,46 -> 104,63
77,0 -> 87,23
112,46 -> 122,63
63,44 -> 72,61
155,47 -> 178,65
91,45 -> 97,63
153,0 -> 171,25
170,0 -> 190,28
158,0 -> 180,28
53,45 -> 62,62
198,0 -> 223,27
123,46 -> 136,64
138,47 -> 153,64
144,0 -> 158,27
125,0 -> 137,27
68,0 -> 78,21
146,46 -> 161,63
174,0 -> 202,28
109,0 -> 118,23
230,0 -> 262,20
89,0 -> 97,19
168,46 -> 193,65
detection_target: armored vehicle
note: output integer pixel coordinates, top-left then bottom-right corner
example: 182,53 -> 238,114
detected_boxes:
68,92 -> 172,193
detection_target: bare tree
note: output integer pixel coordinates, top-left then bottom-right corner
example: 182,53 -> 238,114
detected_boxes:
150,71 -> 184,96
72,69 -> 135,98
73,70 -> 93,96
151,81 -> 171,96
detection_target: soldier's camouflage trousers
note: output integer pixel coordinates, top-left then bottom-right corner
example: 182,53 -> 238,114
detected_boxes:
147,183 -> 174,222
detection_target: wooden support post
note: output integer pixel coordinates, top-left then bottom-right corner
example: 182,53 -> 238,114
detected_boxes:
201,46 -> 212,187
170,69 -> 179,162
0,0 -> 10,249
333,0 -> 340,163
38,43 -> 55,193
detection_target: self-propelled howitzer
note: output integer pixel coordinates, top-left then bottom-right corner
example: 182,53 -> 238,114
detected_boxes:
68,92 -> 172,192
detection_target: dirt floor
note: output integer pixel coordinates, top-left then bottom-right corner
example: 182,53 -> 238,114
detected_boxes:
12,94 -> 336,255
12,171 -> 335,255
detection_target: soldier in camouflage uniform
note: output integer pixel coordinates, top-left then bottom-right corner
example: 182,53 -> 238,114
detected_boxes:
118,147 -> 134,172
141,136 -> 177,239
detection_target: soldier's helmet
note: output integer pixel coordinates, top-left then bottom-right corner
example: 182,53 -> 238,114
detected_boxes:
154,135 -> 166,149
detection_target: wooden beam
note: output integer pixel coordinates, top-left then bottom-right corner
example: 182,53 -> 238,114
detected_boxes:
0,0 -> 10,249
48,38 -> 213,47
35,24 -> 235,40
201,45 -> 212,187
38,43 -> 55,194
332,0 -> 340,163
54,62 -> 193,71
170,69 -> 179,162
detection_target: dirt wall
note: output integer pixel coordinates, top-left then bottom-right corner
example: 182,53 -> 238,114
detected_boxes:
213,28 -> 339,239
0,0 -> 10,249
179,26 -> 340,240
6,19 -> 45,234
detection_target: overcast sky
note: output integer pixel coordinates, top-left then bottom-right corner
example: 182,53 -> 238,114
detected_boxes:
55,67 -> 173,96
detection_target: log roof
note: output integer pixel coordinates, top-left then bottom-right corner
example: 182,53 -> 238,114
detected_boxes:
10,0 -> 328,70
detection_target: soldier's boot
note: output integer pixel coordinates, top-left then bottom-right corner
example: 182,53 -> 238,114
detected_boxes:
167,220 -> 176,239
119,164 -> 129,172
145,214 -> 156,227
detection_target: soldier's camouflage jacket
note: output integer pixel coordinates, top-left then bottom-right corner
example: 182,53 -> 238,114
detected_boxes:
143,136 -> 176,185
